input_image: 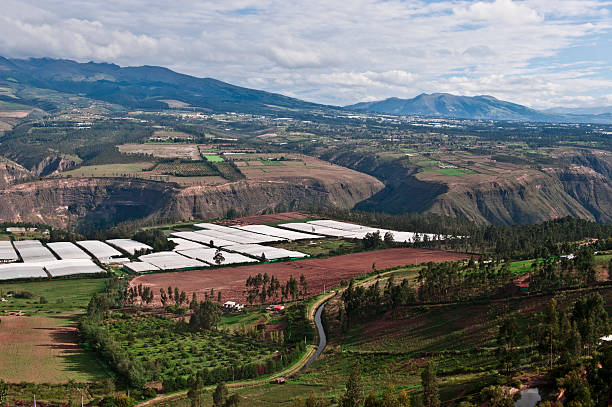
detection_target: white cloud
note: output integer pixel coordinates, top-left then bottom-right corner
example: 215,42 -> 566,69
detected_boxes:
0,0 -> 611,108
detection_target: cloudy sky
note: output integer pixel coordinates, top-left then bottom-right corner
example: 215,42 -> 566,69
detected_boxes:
2,0 -> 612,109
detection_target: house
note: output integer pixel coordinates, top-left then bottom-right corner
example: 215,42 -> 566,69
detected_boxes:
268,304 -> 285,313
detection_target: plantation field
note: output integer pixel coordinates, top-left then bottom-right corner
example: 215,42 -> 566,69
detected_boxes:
153,161 -> 218,177
100,312 -> 278,382
213,162 -> 244,181
60,162 -> 154,178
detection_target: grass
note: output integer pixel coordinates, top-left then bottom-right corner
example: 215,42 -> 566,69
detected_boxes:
509,259 -> 536,275
435,168 -> 473,176
204,154 -> 225,162
271,238 -> 360,258
0,278 -> 109,316
219,309 -> 269,330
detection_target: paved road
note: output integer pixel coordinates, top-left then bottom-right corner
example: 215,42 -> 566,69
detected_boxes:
303,301 -> 327,370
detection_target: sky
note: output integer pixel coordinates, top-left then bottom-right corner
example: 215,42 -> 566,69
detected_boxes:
2,0 -> 612,109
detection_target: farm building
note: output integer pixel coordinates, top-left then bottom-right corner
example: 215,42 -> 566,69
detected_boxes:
177,247 -> 258,266
0,241 -> 18,263
13,240 -> 57,262
123,261 -> 160,273
44,259 -> 106,277
77,240 -> 123,262
106,239 -> 153,255
138,251 -> 207,270
0,263 -> 47,280
47,242 -> 91,260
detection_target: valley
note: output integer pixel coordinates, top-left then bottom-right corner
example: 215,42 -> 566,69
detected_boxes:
0,56 -> 611,407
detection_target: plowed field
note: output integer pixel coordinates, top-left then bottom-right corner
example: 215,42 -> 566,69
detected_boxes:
131,248 -> 469,305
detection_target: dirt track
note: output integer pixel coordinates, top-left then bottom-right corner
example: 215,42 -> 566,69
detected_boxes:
131,248 -> 469,304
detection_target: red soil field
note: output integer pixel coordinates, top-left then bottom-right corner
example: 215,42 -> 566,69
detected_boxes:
223,212 -> 308,225
131,248 -> 469,305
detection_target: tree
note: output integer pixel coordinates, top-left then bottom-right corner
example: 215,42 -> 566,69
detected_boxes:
558,369 -> 594,407
187,375 -> 203,407
608,258 -> 612,281
571,293 -> 609,353
190,293 -> 198,311
479,386 -> 514,407
421,362 -> 440,407
384,231 -> 395,247
225,394 -> 240,407
340,362 -> 363,407
189,299 -> 221,331
160,288 -> 168,307
496,317 -> 521,374
212,383 -> 228,407
299,274 -> 308,298
363,231 -> 382,249
213,250 -> 225,266
179,290 -> 187,307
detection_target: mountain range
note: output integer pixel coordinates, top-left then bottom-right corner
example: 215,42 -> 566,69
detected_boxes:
347,93 -> 612,123
1,56 -> 612,123
0,56 -> 328,114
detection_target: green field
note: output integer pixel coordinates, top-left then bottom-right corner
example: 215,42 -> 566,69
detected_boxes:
435,168 -> 473,176
272,238 -> 360,257
0,278 -> 109,316
204,154 -> 225,162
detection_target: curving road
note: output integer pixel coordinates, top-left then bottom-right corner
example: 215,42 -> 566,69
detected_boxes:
303,301 -> 327,370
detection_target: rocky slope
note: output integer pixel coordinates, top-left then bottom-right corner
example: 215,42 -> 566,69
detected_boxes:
322,149 -> 612,225
0,158 -> 33,188
0,172 -> 383,230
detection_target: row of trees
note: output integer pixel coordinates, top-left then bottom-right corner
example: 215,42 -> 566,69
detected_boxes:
80,279 -> 148,388
245,273 -> 308,304
160,286 -> 187,307
416,247 -> 607,304
336,361 -> 439,407
341,276 -> 417,330
127,283 -> 154,305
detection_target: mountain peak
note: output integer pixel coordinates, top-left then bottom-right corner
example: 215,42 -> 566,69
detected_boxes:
346,93 -> 545,121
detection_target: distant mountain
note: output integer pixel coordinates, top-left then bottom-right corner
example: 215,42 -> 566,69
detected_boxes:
543,106 -> 612,115
347,93 -> 612,124
0,56 -> 328,114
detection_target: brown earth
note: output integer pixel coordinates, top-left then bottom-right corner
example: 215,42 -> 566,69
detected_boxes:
130,248 -> 469,305
224,212 -> 309,225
